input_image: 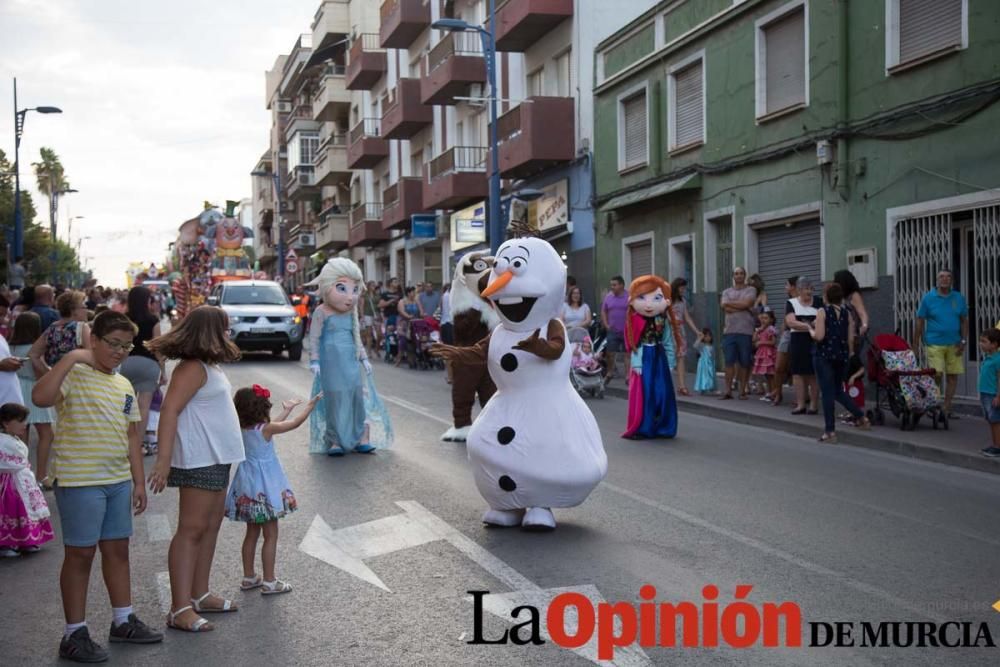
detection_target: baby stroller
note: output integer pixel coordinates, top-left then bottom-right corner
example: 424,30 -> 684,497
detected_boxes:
408,317 -> 443,370
867,333 -> 948,431
383,322 -> 399,363
567,327 -> 606,398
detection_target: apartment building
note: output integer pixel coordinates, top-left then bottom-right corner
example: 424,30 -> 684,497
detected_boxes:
592,0 -> 1000,397
344,0 -> 654,294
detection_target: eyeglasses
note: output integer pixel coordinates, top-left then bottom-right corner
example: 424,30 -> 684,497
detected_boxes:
101,337 -> 134,353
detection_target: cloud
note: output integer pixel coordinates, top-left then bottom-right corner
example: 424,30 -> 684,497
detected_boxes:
1,0 -> 318,285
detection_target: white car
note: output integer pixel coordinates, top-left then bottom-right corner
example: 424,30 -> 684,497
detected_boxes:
208,280 -> 303,360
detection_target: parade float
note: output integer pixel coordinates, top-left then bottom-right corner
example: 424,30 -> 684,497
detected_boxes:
170,200 -> 256,318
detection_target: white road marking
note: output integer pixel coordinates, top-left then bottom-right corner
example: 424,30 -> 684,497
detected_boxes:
145,513 -> 171,542
381,395 -> 451,426
156,571 -> 171,614
601,481 -> 945,623
298,501 -> 651,666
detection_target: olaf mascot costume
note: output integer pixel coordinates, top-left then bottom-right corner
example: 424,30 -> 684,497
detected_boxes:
441,252 -> 500,442
433,237 -> 607,530
306,258 -> 393,456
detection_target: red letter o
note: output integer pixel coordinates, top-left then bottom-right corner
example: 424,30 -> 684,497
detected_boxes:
548,593 -> 596,648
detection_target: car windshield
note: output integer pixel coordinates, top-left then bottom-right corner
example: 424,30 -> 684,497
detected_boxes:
222,285 -> 288,306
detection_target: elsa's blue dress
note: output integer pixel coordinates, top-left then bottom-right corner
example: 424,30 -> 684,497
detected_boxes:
309,311 -> 393,454
693,340 -> 717,393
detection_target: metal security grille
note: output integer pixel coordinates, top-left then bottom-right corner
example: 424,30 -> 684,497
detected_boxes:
673,60 -> 703,149
893,213 -> 951,346
715,219 -> 733,292
899,0 -> 963,64
763,7 -> 806,114
973,205 -> 1000,344
628,241 -> 652,281
756,220 -> 821,313
623,92 -> 647,167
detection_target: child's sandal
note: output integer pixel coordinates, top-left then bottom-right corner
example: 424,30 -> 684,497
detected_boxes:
240,575 -> 263,591
261,579 -> 292,595
191,592 -> 238,613
166,606 -> 213,632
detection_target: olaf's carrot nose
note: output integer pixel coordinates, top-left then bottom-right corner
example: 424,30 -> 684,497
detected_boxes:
481,270 -> 513,298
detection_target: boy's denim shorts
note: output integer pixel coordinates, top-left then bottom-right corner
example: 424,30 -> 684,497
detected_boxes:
981,393 -> 1000,424
54,480 -> 133,547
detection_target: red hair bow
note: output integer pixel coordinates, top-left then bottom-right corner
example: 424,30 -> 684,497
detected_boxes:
252,384 -> 271,399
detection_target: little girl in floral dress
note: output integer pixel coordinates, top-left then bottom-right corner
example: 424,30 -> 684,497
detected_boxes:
226,385 -> 321,595
753,310 -> 778,400
0,403 -> 54,557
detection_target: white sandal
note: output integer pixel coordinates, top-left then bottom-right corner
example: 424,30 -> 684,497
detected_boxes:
166,605 -> 213,632
191,592 -> 238,613
261,579 -> 292,596
240,575 -> 263,591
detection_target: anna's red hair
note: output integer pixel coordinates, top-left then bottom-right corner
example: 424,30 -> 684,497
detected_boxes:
624,275 -> 682,353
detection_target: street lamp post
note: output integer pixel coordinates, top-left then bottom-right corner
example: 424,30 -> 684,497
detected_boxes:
11,77 -> 62,261
250,169 -> 284,281
76,235 -> 92,287
49,185 -> 78,285
432,0 -> 503,253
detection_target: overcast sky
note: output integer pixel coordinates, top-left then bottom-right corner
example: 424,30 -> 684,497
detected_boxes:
1,0 -> 318,287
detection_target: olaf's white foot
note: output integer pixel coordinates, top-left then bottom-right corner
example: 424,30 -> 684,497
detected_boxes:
521,507 -> 556,532
440,427 -> 458,441
482,508 -> 525,527
449,425 -> 471,442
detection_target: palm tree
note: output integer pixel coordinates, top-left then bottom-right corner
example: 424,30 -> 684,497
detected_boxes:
32,147 -> 70,196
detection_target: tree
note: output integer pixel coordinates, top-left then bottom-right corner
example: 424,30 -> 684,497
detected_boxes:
32,147 -> 70,196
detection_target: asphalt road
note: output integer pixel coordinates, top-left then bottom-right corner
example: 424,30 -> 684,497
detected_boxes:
3,353 -> 1000,666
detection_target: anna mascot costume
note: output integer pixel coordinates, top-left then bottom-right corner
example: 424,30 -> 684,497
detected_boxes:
622,275 -> 682,439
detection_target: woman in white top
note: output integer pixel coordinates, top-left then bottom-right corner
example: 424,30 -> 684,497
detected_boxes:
147,307 -> 245,633
562,286 -> 592,331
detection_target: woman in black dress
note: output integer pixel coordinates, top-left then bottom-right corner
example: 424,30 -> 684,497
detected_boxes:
784,277 -> 822,414
120,286 -> 165,453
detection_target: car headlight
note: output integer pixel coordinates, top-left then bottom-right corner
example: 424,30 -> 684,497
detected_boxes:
229,316 -> 242,324
285,316 -> 301,325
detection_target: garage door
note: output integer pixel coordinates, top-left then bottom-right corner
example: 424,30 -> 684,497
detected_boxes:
756,219 -> 821,312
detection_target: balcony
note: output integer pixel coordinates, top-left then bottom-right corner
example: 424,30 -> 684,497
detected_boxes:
489,97 -> 574,179
315,133 -> 350,186
493,0 -> 573,52
380,0 -> 431,49
348,118 -> 389,169
312,66 -> 349,122
285,105 -> 320,141
349,203 -> 388,247
381,78 -> 433,140
312,1 -> 350,49
285,165 -> 318,201
420,32 -> 485,106
346,33 -> 386,91
423,146 -> 488,211
316,213 -> 349,251
381,177 -> 426,231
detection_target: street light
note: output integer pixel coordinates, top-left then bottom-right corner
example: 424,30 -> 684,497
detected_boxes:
432,2 -> 503,253
11,77 -> 62,261
250,169 -> 285,280
49,186 -> 78,284
68,215 -> 85,244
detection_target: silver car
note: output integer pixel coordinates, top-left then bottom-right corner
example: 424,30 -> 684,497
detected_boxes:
208,280 -> 303,360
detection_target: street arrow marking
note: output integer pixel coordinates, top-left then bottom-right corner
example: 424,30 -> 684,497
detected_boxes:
993,599 -> 1000,614
299,501 -> 651,666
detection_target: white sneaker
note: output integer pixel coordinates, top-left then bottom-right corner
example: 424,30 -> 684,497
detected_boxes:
0,548 -> 20,558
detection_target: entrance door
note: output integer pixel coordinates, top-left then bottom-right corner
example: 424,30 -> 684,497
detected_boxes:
756,219 -> 821,312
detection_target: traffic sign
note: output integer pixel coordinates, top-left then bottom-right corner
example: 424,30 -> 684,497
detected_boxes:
285,260 -> 299,274
285,249 -> 298,261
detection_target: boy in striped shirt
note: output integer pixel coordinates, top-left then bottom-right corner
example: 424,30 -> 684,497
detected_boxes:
33,311 -> 163,662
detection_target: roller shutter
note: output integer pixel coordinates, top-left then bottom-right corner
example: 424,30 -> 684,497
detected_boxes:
756,219 -> 821,312
628,241 -> 652,281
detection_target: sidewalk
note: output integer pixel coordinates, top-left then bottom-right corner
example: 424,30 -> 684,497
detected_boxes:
601,373 -> 1000,476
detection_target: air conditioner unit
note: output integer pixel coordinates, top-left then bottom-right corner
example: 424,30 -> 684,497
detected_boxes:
466,83 -> 486,104
298,232 -> 316,247
276,101 -> 292,113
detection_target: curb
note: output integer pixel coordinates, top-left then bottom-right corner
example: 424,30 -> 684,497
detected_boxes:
602,385 -> 1000,476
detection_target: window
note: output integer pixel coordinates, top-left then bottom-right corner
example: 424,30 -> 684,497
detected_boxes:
288,131 -> 320,168
555,50 -> 572,97
668,53 -> 704,151
424,246 -> 442,286
527,68 -> 545,97
410,148 -> 424,179
887,0 -> 966,72
755,1 -> 807,119
617,85 -> 648,171
623,232 -> 654,283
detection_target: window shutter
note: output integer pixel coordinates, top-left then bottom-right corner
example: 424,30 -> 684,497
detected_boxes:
629,241 -> 652,279
763,8 -> 805,114
673,60 -> 703,148
623,92 -> 647,167
899,0 -> 963,64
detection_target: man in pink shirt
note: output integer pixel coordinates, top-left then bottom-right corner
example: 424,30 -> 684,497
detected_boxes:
601,276 -> 629,382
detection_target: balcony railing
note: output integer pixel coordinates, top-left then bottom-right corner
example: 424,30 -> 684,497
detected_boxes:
349,118 -> 381,144
320,131 -> 348,149
346,33 -> 387,90
353,32 -> 383,52
383,182 -> 399,206
428,32 -> 483,73
350,202 -> 385,226
428,146 -> 488,181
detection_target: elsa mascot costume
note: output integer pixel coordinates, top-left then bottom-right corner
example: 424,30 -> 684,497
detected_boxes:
306,258 -> 393,455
